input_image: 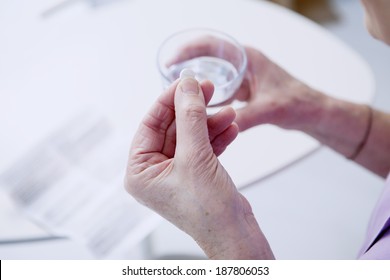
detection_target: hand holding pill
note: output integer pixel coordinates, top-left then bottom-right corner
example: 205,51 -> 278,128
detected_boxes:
125,73 -> 273,259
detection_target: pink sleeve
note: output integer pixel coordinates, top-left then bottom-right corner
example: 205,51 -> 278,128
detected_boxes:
359,227 -> 390,259
358,174 -> 390,259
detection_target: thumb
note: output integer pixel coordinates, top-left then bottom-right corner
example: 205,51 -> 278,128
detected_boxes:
174,76 -> 212,161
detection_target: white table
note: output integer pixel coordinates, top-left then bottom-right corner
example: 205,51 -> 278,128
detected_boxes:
0,0 -> 374,257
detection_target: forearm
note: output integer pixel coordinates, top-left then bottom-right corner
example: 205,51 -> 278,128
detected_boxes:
196,219 -> 275,260
302,91 -> 390,177
193,204 -> 275,260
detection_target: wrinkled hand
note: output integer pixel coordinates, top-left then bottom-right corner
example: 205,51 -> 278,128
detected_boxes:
125,77 -> 273,259
170,37 -> 324,132
234,47 -> 323,132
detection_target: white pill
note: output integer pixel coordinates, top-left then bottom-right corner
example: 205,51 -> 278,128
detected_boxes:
179,68 -> 196,79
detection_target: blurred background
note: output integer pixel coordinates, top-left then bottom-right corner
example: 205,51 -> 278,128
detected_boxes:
1,0 -> 389,259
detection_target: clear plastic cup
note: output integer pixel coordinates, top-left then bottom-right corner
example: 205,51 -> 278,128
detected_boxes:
157,28 -> 247,107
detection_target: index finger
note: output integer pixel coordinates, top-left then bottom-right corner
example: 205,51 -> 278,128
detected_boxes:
131,80 -> 179,153
131,79 -> 215,155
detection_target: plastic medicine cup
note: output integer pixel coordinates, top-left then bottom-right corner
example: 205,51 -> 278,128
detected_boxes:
157,28 -> 247,108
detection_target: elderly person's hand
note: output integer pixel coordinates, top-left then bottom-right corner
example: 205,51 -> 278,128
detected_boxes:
233,47 -> 325,132
234,47 -> 390,176
168,38 -> 325,133
125,77 -> 274,259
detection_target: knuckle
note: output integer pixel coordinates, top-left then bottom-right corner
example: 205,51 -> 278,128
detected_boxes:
182,145 -> 214,171
181,104 -> 206,122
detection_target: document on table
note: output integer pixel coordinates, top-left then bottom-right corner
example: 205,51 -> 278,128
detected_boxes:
0,112 -> 161,258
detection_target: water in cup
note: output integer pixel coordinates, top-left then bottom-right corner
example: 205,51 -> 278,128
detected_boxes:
166,56 -> 239,106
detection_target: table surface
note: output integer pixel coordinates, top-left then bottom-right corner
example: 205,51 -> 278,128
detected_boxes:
0,0 -> 375,255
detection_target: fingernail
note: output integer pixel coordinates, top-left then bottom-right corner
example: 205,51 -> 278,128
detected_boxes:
179,77 -> 199,95
179,68 -> 198,95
